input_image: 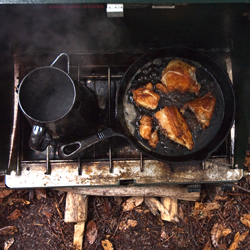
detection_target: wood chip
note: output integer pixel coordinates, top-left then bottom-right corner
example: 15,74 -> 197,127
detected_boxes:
0,226 -> 18,236
4,237 -> 14,250
228,231 -> 249,250
211,223 -> 232,248
0,189 -> 13,199
161,197 -> 178,222
240,214 -> 250,228
203,241 -> 212,250
119,219 -> 138,231
101,239 -> 114,250
145,197 -> 169,218
122,196 -> 144,211
43,209 -> 53,218
144,197 -> 160,216
193,201 -> 220,217
7,209 -> 21,221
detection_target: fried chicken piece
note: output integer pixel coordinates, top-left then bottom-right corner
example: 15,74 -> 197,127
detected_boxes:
148,130 -> 159,148
132,83 -> 160,110
154,106 -> 194,150
139,116 -> 159,148
139,116 -> 153,140
155,83 -> 169,93
161,60 -> 201,95
180,92 -> 216,129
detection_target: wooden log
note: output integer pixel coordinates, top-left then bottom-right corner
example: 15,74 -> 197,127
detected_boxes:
64,193 -> 88,250
73,222 -> 86,250
57,185 -> 200,201
64,193 -> 88,223
161,197 -> 179,222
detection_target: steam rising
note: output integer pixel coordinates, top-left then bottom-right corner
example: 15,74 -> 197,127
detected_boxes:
0,4 -> 131,54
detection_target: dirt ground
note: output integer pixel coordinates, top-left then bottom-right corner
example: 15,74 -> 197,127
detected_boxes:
1,152 -> 250,250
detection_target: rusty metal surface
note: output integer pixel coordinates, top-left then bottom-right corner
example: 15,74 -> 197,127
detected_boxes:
5,158 -> 243,188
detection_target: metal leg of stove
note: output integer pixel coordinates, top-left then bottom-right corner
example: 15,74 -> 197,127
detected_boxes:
140,152 -> 144,172
109,140 -> 113,173
78,156 -> 82,176
45,147 -> 51,175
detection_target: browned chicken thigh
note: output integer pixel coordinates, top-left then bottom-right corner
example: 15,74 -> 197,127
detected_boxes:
132,83 -> 160,110
180,92 -> 216,129
161,60 -> 201,95
139,116 -> 153,140
139,115 -> 159,148
154,106 -> 194,150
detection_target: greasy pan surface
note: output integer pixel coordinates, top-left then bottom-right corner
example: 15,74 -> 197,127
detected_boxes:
117,47 -> 235,162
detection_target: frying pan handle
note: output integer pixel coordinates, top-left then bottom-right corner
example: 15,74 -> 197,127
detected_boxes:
58,128 -> 124,159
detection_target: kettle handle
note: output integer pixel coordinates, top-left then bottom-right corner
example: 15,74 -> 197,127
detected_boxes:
50,53 -> 70,74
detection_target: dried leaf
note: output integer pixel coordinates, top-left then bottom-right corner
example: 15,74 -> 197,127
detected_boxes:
4,237 -> 14,250
203,241 -> 212,250
239,231 -> 249,241
8,198 -> 30,206
0,226 -> 18,236
240,214 -> 250,228
0,189 -> 13,199
228,231 -> 249,250
101,239 -> 114,250
86,220 -> 97,245
211,223 -> 232,248
193,202 -> 220,217
119,219 -> 138,231
122,196 -> 144,211
7,209 -> 21,221
35,189 -> 46,200
214,195 -> 228,201
205,202 -> 220,211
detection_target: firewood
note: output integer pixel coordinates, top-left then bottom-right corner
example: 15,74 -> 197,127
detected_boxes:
56,185 -> 200,201
64,192 -> 88,250
73,222 -> 86,250
64,192 -> 88,223
161,197 -> 179,222
145,197 -> 169,217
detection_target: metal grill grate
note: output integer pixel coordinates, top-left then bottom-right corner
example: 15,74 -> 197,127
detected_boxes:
6,51 -> 243,188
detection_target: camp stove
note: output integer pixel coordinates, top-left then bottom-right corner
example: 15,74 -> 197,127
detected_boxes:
5,50 -> 244,189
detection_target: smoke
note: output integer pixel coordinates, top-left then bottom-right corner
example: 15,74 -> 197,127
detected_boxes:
0,4 -> 131,54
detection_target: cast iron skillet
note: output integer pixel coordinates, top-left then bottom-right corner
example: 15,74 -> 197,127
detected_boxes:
58,47 -> 235,162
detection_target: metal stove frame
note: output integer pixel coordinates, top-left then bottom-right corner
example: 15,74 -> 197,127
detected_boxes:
6,51 -> 244,188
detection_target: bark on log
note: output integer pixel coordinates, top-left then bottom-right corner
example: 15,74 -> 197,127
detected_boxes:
57,185 -> 200,201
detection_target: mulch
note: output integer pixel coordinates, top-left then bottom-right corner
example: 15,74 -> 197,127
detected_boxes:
1,151 -> 250,250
